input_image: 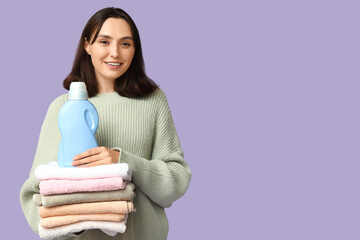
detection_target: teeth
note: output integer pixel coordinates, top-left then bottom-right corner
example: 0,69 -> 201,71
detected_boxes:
107,62 -> 120,66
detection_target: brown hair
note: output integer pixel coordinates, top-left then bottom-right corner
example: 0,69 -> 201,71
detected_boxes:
63,7 -> 159,98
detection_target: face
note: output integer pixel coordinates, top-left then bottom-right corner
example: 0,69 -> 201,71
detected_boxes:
84,18 -> 135,85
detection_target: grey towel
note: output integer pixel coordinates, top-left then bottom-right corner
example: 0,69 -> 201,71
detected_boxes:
33,182 -> 135,207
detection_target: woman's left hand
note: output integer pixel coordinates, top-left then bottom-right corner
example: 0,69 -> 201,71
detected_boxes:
72,146 -> 120,167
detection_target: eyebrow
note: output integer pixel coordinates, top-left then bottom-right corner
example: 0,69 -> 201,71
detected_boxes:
97,34 -> 133,41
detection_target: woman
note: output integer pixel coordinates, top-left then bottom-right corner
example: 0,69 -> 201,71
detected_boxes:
20,7 -> 191,240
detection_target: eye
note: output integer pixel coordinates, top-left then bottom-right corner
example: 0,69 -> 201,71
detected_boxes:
100,40 -> 109,45
122,42 -> 131,47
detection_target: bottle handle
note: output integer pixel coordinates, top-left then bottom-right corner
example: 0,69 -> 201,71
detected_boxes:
84,109 -> 99,134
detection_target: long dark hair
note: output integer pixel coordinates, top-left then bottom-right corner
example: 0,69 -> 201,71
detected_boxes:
63,7 -> 159,98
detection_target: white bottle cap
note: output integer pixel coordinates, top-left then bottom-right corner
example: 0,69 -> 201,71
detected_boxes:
68,82 -> 88,100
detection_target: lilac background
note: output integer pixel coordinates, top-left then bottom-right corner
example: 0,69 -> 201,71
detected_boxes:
1,0 -> 359,239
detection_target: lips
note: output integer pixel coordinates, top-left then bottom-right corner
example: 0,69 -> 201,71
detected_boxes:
106,61 -> 121,65
105,62 -> 122,69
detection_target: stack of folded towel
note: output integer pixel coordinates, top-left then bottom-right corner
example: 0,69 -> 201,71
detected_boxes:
33,161 -> 136,239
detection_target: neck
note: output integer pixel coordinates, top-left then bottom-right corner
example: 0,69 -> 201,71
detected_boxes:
97,80 -> 116,94
98,88 -> 115,94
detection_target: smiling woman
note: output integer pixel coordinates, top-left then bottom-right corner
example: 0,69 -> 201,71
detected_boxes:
20,7 -> 191,240
63,7 -> 158,98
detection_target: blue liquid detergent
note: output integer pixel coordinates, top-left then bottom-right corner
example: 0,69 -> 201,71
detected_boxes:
57,82 -> 99,168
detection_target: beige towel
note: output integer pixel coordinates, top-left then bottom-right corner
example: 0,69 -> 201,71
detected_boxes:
40,213 -> 126,228
39,201 -> 135,218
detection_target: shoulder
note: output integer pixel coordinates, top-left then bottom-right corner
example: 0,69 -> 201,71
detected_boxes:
134,88 -> 170,117
145,88 -> 175,120
145,87 -> 168,105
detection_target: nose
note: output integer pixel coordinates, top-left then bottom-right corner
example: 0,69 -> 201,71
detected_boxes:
110,44 -> 120,58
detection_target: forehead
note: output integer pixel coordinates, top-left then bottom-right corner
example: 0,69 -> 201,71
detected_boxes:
95,18 -> 133,39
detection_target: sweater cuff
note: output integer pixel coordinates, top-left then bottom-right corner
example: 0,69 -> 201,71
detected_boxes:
116,150 -> 150,175
111,148 -> 151,179
111,147 -> 122,163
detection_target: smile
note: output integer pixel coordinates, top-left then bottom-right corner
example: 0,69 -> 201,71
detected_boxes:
105,62 -> 122,69
106,62 -> 121,66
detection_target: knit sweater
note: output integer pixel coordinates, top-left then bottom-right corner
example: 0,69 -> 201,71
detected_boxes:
20,88 -> 191,240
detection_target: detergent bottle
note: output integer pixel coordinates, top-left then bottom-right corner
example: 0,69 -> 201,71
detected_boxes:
57,82 -> 99,167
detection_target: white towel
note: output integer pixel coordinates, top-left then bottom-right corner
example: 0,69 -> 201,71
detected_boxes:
38,218 -> 128,239
35,161 -> 132,181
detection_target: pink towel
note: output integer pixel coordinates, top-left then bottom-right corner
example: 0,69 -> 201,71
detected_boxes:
40,177 -> 125,196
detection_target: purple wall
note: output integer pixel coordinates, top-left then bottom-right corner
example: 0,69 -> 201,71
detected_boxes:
2,0 -> 360,239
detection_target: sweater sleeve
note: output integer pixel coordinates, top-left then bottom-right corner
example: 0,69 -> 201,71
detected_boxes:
114,90 -> 192,208
19,95 -> 70,240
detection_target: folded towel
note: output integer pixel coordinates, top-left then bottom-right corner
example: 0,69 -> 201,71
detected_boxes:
40,213 -> 126,228
33,183 -> 135,207
39,201 -> 135,218
33,194 -> 42,206
35,161 -> 131,181
39,177 -> 126,196
38,218 -> 128,239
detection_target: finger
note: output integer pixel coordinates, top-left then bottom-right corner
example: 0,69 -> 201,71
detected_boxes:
72,154 -> 103,166
76,157 -> 114,168
73,147 -> 102,161
76,160 -> 106,168
73,147 -> 105,160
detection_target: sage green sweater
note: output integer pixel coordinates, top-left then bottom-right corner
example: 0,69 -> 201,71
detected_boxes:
20,88 -> 191,240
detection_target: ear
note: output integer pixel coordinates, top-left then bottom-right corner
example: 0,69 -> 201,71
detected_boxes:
84,38 -> 91,55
